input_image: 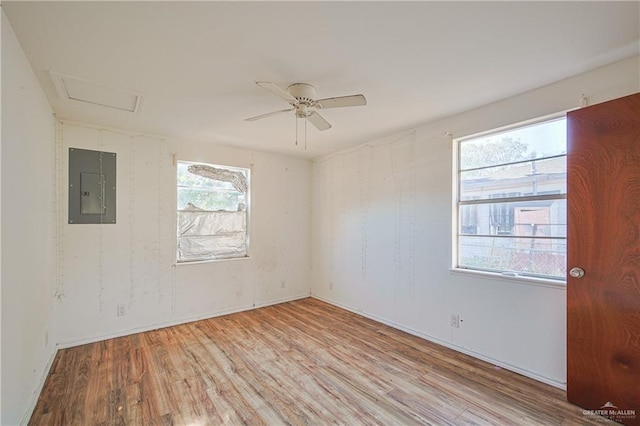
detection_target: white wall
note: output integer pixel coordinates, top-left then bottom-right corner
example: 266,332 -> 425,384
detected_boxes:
1,10 -> 58,424
311,56 -> 640,388
56,122 -> 311,346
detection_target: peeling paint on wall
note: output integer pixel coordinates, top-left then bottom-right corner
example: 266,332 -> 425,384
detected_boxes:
389,131 -> 418,298
329,159 -> 336,278
338,155 -> 347,273
408,134 -> 416,295
128,136 -> 136,309
97,130 -> 105,313
357,146 -> 372,279
156,139 -> 166,304
54,120 -> 66,301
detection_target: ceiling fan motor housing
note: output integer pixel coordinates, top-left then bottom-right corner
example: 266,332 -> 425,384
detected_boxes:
287,83 -> 317,105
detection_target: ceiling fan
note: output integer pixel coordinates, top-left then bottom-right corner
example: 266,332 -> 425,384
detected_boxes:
245,81 -> 367,131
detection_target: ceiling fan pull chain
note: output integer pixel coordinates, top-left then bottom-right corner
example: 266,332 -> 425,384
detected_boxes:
295,117 -> 298,146
305,117 -> 308,150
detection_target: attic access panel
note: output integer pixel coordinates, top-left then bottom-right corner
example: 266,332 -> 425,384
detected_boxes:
68,148 -> 116,224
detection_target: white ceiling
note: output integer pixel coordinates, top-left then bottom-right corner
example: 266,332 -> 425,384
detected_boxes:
4,1 -> 639,158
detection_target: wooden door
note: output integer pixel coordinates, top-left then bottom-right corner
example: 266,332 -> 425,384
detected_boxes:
567,92 -> 640,426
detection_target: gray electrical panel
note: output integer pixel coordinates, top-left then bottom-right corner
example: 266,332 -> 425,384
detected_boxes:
69,148 -> 116,224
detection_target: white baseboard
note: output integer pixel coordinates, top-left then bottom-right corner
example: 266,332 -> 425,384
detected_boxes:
311,294 -> 566,390
58,293 -> 311,349
21,345 -> 59,425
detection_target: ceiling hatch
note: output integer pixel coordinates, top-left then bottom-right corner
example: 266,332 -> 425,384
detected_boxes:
50,71 -> 143,113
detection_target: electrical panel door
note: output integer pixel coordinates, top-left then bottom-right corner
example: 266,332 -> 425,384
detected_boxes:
68,148 -> 116,224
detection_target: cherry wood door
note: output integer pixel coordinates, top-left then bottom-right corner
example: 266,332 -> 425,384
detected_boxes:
567,93 -> 640,425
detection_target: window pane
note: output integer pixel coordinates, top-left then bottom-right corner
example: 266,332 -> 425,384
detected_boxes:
456,116 -> 567,280
177,187 -> 246,211
176,160 -> 249,263
459,118 -> 566,170
459,199 -> 566,237
459,235 -> 566,278
460,156 -> 566,201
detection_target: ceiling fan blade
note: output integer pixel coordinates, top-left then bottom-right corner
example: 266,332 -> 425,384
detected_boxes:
315,94 -> 367,109
306,111 -> 332,131
245,108 -> 294,121
256,81 -> 298,104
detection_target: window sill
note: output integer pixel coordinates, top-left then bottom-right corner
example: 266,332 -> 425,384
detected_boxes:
175,256 -> 250,266
448,267 -> 566,289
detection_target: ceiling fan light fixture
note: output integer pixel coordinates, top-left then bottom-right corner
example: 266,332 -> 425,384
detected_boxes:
295,104 -> 310,118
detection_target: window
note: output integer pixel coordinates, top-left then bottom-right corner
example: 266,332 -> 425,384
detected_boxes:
454,117 -> 567,280
177,161 -> 249,263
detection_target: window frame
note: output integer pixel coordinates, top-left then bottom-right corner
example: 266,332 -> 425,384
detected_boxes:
176,160 -> 251,264
451,113 -> 567,285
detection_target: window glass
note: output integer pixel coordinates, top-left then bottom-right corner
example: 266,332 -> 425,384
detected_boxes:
455,117 -> 566,280
177,161 -> 249,262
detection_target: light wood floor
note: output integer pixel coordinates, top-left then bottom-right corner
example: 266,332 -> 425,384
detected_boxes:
30,298 -> 606,425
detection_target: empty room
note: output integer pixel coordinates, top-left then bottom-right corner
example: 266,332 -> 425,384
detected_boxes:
1,1 -> 639,425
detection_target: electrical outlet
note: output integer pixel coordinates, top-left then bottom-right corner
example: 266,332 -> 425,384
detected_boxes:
44,330 -> 49,347
117,304 -> 126,317
329,281 -> 334,290
450,314 -> 460,328
281,280 -> 286,289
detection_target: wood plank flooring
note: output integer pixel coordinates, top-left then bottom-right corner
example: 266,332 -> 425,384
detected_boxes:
29,298 -> 609,425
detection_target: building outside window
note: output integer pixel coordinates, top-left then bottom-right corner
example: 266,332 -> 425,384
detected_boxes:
176,161 -> 249,263
455,117 -> 567,280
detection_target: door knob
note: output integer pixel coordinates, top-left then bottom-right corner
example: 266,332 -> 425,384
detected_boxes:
569,267 -> 585,278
